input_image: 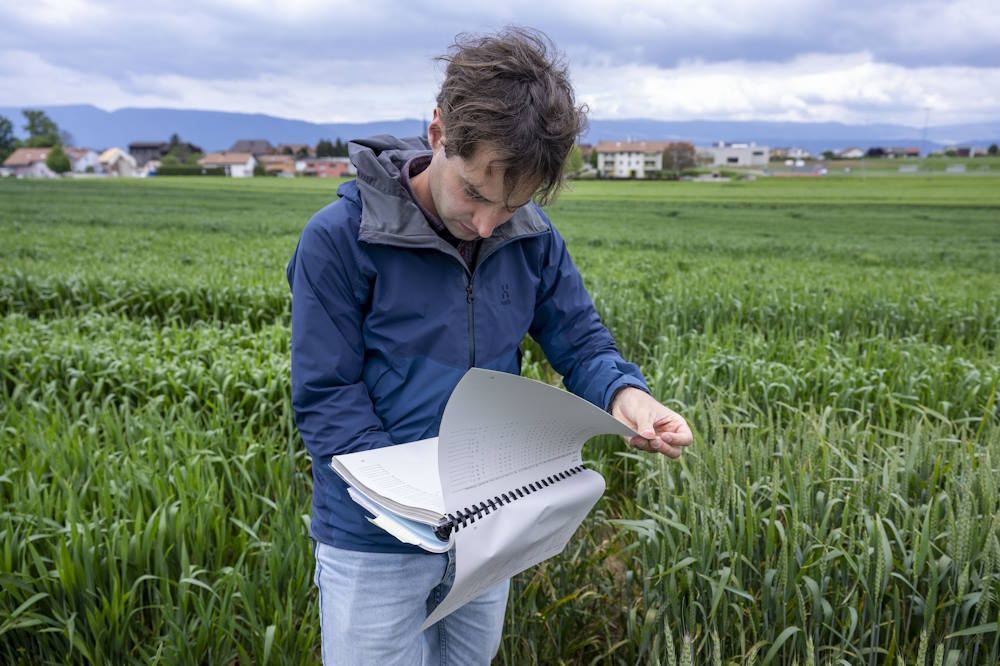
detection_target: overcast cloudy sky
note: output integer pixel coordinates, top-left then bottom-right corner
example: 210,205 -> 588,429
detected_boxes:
1,0 -> 998,127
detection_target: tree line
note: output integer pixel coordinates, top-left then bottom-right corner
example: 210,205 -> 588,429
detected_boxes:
0,109 -> 355,175
315,138 -> 349,158
0,109 -> 74,173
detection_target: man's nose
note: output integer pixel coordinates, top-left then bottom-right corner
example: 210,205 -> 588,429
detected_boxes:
472,207 -> 508,238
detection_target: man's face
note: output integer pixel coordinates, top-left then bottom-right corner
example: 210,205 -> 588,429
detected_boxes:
422,112 -> 538,241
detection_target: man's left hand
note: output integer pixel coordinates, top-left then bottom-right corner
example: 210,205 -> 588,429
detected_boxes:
610,387 -> 693,458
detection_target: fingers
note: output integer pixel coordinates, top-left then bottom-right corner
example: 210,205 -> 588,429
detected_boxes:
659,444 -> 683,459
628,433 -> 684,458
653,413 -> 694,448
618,394 -> 694,459
659,429 -> 693,449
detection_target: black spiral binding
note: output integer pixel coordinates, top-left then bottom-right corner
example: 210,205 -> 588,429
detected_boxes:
432,465 -> 586,541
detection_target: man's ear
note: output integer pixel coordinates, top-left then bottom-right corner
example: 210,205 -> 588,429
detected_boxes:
428,108 -> 445,152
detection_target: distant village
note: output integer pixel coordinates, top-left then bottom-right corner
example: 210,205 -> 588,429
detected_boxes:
3,134 -> 997,180
1,137 -> 357,179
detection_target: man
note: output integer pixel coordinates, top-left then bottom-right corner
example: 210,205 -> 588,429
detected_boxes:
287,27 -> 692,665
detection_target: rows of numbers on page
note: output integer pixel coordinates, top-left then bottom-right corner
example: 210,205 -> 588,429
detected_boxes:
443,420 -> 596,491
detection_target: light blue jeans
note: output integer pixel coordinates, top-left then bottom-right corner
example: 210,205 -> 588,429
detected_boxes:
312,541 -> 509,665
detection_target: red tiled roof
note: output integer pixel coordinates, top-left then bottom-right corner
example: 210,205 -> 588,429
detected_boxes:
200,152 -> 254,166
3,147 -> 50,167
595,140 -> 672,154
257,154 -> 295,165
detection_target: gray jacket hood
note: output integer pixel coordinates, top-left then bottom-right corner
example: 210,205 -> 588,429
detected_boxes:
347,135 -> 549,256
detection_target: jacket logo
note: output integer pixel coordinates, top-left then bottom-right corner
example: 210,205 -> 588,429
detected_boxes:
500,283 -> 511,305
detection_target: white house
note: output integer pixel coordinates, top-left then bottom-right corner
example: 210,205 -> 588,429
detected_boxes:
838,147 -> 864,159
2,147 -> 57,178
99,148 -> 138,177
200,152 -> 256,177
595,140 -> 670,178
699,142 -> 769,167
65,147 -> 101,173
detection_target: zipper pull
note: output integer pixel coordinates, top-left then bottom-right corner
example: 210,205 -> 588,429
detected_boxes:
466,284 -> 474,304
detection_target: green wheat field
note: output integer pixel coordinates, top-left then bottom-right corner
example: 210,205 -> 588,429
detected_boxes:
1,174 -> 998,665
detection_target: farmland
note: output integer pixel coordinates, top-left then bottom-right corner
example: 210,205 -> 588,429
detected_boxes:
1,175 -> 999,664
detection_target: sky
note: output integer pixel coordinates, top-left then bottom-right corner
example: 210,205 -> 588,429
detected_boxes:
1,0 -> 998,127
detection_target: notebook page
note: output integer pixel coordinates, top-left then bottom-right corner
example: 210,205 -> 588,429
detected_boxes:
438,370 -> 636,513
332,437 -> 444,514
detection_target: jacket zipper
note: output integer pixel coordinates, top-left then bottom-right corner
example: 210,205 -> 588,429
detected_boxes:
404,230 -> 544,372
457,231 -> 548,371
465,278 -> 475,368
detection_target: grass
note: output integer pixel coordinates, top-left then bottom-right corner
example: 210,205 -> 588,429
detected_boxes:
1,174 -> 998,664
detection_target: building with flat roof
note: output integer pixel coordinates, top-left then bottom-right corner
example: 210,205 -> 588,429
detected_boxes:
699,142 -> 769,167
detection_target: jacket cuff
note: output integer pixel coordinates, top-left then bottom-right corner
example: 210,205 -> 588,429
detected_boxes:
603,376 -> 650,413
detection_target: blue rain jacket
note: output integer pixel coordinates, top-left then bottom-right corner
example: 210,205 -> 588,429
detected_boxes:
287,135 -> 649,552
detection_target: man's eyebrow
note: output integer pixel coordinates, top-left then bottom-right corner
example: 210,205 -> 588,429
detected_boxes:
460,177 -> 493,202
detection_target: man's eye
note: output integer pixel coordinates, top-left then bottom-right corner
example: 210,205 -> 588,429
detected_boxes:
465,188 -> 484,201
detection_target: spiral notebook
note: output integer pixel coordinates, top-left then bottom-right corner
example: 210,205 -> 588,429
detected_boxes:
330,368 -> 637,629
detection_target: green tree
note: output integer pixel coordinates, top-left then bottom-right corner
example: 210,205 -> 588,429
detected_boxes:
989,143 -> 998,156
565,145 -> 583,176
822,150 -> 836,160
0,114 -> 16,163
22,109 -> 61,147
334,138 -> 348,157
662,142 -> 696,178
166,133 -> 198,163
589,148 -> 598,168
45,144 -> 71,174
281,146 -> 294,155
295,146 -> 309,159
171,145 -> 192,163
316,139 -> 334,157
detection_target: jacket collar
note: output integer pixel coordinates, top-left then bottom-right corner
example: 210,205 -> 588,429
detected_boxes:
347,135 -> 550,258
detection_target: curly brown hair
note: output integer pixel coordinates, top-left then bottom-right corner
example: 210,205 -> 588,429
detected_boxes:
435,27 -> 588,207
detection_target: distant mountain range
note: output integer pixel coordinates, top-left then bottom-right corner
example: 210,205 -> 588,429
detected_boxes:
2,104 -> 997,155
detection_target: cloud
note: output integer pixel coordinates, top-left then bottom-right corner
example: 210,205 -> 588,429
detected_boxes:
555,0 -> 1000,69
574,52 -> 1000,126
4,0 -> 999,76
1,0 -> 998,125
0,49 -> 438,122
